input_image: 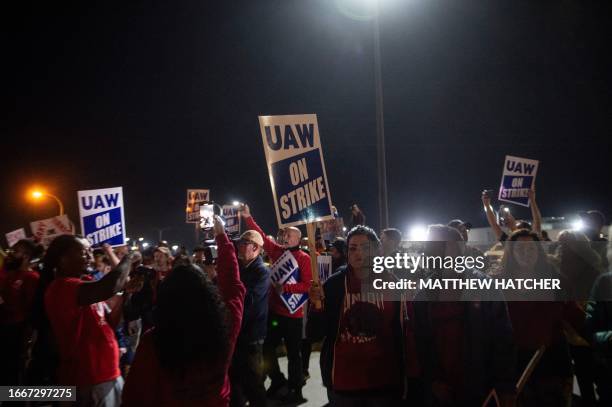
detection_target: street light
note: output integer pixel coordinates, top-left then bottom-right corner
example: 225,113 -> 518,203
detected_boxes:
30,189 -> 64,216
372,0 -> 389,229
409,225 -> 428,241
338,0 -> 388,229
154,227 -> 171,242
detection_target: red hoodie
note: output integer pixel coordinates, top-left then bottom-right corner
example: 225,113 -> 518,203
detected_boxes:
245,216 -> 311,319
122,233 -> 245,407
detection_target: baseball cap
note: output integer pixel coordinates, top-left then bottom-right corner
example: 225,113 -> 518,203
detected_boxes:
239,230 -> 264,247
154,246 -> 171,256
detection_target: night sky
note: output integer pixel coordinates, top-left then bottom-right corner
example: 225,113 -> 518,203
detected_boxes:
4,0 -> 612,247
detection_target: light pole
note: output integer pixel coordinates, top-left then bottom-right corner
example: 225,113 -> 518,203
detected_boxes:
337,0 -> 389,229
154,227 -> 171,242
372,0 -> 389,229
31,190 -> 65,216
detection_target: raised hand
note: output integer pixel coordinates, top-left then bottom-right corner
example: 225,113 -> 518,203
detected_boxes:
481,190 -> 491,207
212,215 -> 225,237
239,203 -> 251,218
308,280 -> 324,303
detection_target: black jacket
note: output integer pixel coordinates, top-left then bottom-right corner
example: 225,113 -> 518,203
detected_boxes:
238,256 -> 270,343
587,272 -> 612,365
412,270 -> 516,404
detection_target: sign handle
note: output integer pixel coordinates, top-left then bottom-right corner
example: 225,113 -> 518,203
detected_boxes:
516,346 -> 546,395
481,389 -> 500,407
306,222 -> 322,310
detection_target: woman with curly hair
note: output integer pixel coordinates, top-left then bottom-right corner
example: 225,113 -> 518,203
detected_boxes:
122,216 -> 245,406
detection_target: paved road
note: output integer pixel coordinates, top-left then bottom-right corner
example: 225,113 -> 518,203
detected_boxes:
265,352 -> 328,407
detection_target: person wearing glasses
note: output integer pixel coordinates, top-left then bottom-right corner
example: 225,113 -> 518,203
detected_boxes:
230,230 -> 270,407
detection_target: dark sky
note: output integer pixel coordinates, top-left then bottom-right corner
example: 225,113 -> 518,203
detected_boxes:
4,0 -> 612,247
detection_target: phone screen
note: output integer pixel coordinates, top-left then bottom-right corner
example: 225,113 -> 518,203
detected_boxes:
200,204 -> 214,229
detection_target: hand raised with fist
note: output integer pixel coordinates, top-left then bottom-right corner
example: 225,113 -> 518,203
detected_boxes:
238,203 -> 251,219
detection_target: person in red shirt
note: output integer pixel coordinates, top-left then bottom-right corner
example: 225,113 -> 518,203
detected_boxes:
122,215 -> 246,407
43,234 -> 132,405
497,229 -> 585,406
307,225 -> 407,405
0,239 -> 42,385
239,204 -> 312,404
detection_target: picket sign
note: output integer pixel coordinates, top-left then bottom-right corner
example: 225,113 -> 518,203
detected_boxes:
258,114 -> 335,310
317,254 -> 333,284
269,250 -> 308,314
498,155 -> 539,207
5,228 -> 27,248
258,114 -> 334,228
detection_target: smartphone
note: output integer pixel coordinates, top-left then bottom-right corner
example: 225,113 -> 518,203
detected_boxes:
200,204 -> 215,230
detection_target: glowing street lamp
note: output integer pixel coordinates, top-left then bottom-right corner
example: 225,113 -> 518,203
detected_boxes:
338,0 -> 388,229
30,189 -> 64,216
571,219 -> 584,231
408,225 -> 428,241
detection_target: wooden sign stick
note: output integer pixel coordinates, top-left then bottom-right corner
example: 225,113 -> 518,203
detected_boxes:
305,222 -> 322,310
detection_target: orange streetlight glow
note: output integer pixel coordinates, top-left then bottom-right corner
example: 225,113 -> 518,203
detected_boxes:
28,188 -> 65,216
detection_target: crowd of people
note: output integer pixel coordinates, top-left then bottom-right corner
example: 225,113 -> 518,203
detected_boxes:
0,189 -> 611,407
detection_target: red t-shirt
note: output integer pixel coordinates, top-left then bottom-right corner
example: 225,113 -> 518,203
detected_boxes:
507,302 -> 567,350
0,268 -> 39,324
44,277 -> 120,386
332,273 -> 401,391
430,302 -> 465,397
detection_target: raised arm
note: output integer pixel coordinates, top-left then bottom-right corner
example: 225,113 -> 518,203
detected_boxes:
482,191 -> 504,240
240,204 -> 284,260
102,243 -> 121,267
213,216 -> 245,337
77,253 -> 132,306
528,187 -> 542,236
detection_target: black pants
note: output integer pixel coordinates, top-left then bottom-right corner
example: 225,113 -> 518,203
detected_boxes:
263,313 -> 303,390
230,342 -> 267,407
301,338 -> 312,373
0,322 -> 28,385
570,345 -> 596,405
